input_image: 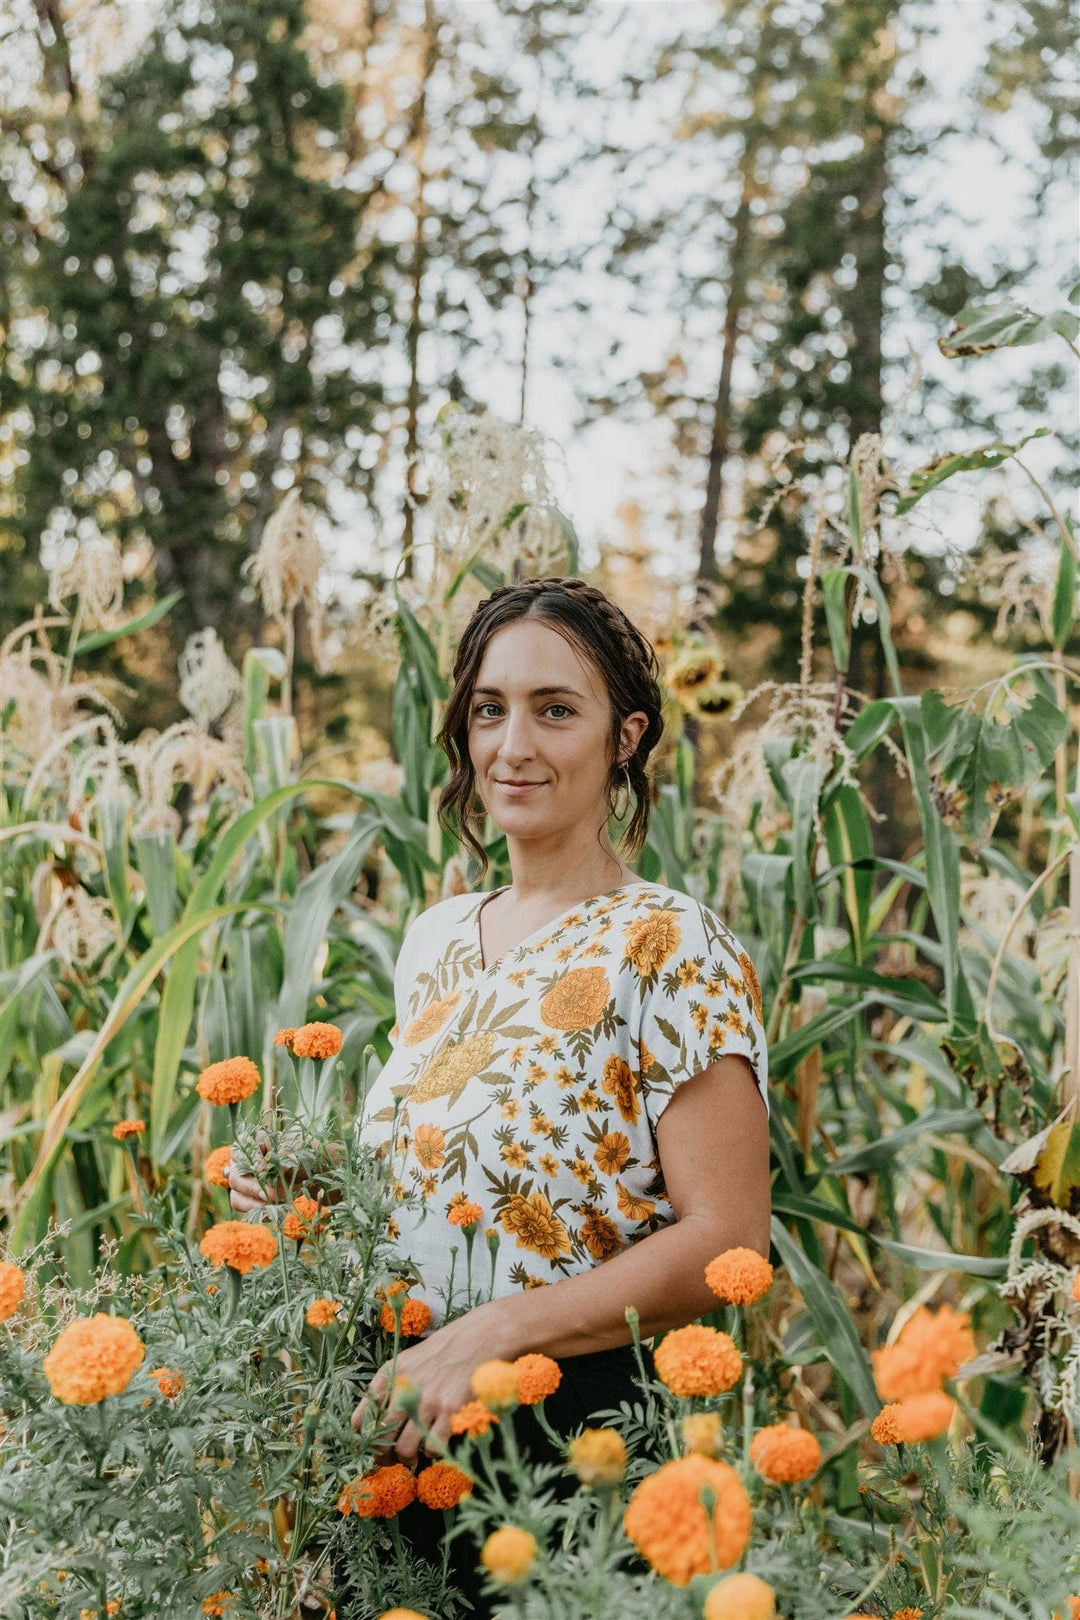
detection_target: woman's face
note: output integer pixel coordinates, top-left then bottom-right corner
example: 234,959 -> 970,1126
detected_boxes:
467,617 -> 647,848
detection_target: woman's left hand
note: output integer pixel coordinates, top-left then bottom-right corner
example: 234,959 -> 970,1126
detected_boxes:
351,1300 -> 519,1467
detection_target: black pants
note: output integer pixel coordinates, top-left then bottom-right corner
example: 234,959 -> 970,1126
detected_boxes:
394,1341 -> 656,1618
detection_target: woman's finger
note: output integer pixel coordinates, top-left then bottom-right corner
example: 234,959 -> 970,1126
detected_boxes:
227,1171 -> 267,1201
394,1421 -> 422,1467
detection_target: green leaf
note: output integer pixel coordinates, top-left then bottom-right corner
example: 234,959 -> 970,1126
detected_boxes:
73,590 -> 182,653
938,297 -> 1073,357
820,569 -> 851,673
823,786 -> 874,962
771,1219 -> 879,1417
1051,528 -> 1078,649
870,1236 -> 1006,1278
1032,1121 -> 1080,1212
820,1108 -> 984,1176
895,430 -> 1050,513
276,818 -> 380,1028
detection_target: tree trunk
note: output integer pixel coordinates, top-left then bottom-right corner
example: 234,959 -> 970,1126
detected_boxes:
400,0 -> 439,579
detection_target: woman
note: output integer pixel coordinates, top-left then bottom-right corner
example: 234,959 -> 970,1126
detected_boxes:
231,576 -> 770,1613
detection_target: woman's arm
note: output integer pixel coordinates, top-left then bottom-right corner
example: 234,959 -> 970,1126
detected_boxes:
355,1054 -> 769,1462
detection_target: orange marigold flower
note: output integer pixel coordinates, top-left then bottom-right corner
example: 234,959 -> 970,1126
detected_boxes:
623,1455 -> 752,1585
306,1298 -> 342,1328
199,1220 -> 277,1275
682,1411 -> 724,1457
471,1359 -> 520,1410
283,1194 -> 326,1243
273,1027 -> 298,1048
447,1199 -> 484,1229
0,1261 -> 27,1322
704,1572 -> 776,1620
891,1610 -> 923,1620
704,1247 -> 774,1307
111,1119 -> 146,1140
514,1352 -> 562,1405
196,1056 -> 260,1107
1067,1601 -> 1080,1620
567,1426 -> 627,1485
872,1304 -> 975,1400
654,1324 -> 742,1398
290,1021 -> 343,1060
43,1314 -> 146,1404
1071,1270 -> 1080,1303
379,1297 -> 433,1337
891,1391 -> 955,1444
202,1595 -> 231,1617
749,1424 -> 821,1484
146,1366 -> 184,1399
282,1212 -> 304,1241
870,1404 -> 903,1445
377,1612 -> 429,1620
337,1463 -> 417,1518
479,1526 -> 537,1585
449,1399 -> 500,1437
203,1146 -> 232,1187
415,1459 -> 474,1508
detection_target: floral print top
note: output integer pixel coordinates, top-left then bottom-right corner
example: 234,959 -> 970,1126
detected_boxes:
357,880 -> 768,1327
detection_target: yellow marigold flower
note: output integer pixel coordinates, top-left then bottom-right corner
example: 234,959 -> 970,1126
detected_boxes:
379,1296 -> 432,1337
146,1366 -> 184,1399
111,1119 -> 146,1140
704,1248 -> 773,1307
415,1459 -> 474,1508
305,1298 -> 342,1328
273,1027 -> 298,1047
891,1391 -> 955,1444
870,1404 -> 903,1445
449,1399 -> 500,1437
654,1324 -> 742,1397
872,1304 -> 975,1400
0,1261 -> 27,1322
199,1220 -> 277,1275
623,1455 -> 752,1585
202,1596 -> 231,1617
290,1021 -> 343,1059
43,1314 -> 145,1405
203,1146 -> 232,1187
447,1198 -> 484,1229
682,1411 -> 724,1457
479,1526 -> 537,1585
704,1572 -> 776,1620
196,1056 -> 260,1106
514,1352 -> 562,1405
567,1426 -> 627,1485
471,1359 -> 520,1410
337,1463 -> 417,1518
749,1424 -> 821,1484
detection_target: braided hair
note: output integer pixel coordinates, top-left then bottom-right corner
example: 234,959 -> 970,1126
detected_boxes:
436,577 -> 665,875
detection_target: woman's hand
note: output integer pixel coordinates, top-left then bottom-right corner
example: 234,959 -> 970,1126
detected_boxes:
351,1300 -> 522,1467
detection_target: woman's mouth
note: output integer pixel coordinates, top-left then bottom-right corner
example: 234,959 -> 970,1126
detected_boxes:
496,781 -> 546,796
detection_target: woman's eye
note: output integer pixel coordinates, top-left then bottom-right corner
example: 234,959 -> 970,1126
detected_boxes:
547,705 -> 571,718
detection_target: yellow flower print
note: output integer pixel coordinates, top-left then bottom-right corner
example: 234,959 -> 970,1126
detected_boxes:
593,1132 -> 630,1175
413,1123 -> 446,1170
708,1023 -> 728,1049
421,1175 -> 438,1199
616,1181 -> 656,1221
691,1002 -> 709,1032
581,941 -> 608,958
508,1044 -> 527,1067
501,1098 -> 522,1120
725,1008 -> 747,1037
507,970 -> 529,987
624,909 -> 681,977
601,1055 -> 640,1125
501,1192 -> 572,1261
676,959 -> 700,986
563,912 -> 585,928
538,1153 -> 560,1177
387,1217 -> 399,1241
555,945 -> 576,962
523,1274 -> 549,1290
578,1087 -> 601,1110
705,976 -> 726,998
738,952 -> 763,1020
537,1034 -> 559,1054
412,1030 -> 497,1103
554,1066 -> 576,1089
539,967 -> 612,1032
392,1180 -> 408,1201
571,1156 -> 595,1186
579,1206 -> 625,1260
728,976 -> 746,999
638,1038 -> 657,1076
403,991 -> 462,1046
526,1063 -> 547,1085
502,1142 -> 530,1169
530,1112 -> 554,1138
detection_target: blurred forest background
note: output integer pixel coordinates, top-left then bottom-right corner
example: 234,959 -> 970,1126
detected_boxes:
1,0 -> 1076,789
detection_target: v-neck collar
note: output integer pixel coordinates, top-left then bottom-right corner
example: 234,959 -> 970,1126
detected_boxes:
471,879 -> 652,973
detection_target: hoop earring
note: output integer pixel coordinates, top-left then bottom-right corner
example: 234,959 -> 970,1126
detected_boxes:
610,761 -> 632,822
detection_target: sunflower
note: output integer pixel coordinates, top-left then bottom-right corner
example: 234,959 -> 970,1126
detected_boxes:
624,910 -> 681,978
539,967 -> 612,1032
500,1192 -> 572,1261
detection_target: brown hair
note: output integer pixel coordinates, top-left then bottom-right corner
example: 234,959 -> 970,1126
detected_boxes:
436,577 -> 665,874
